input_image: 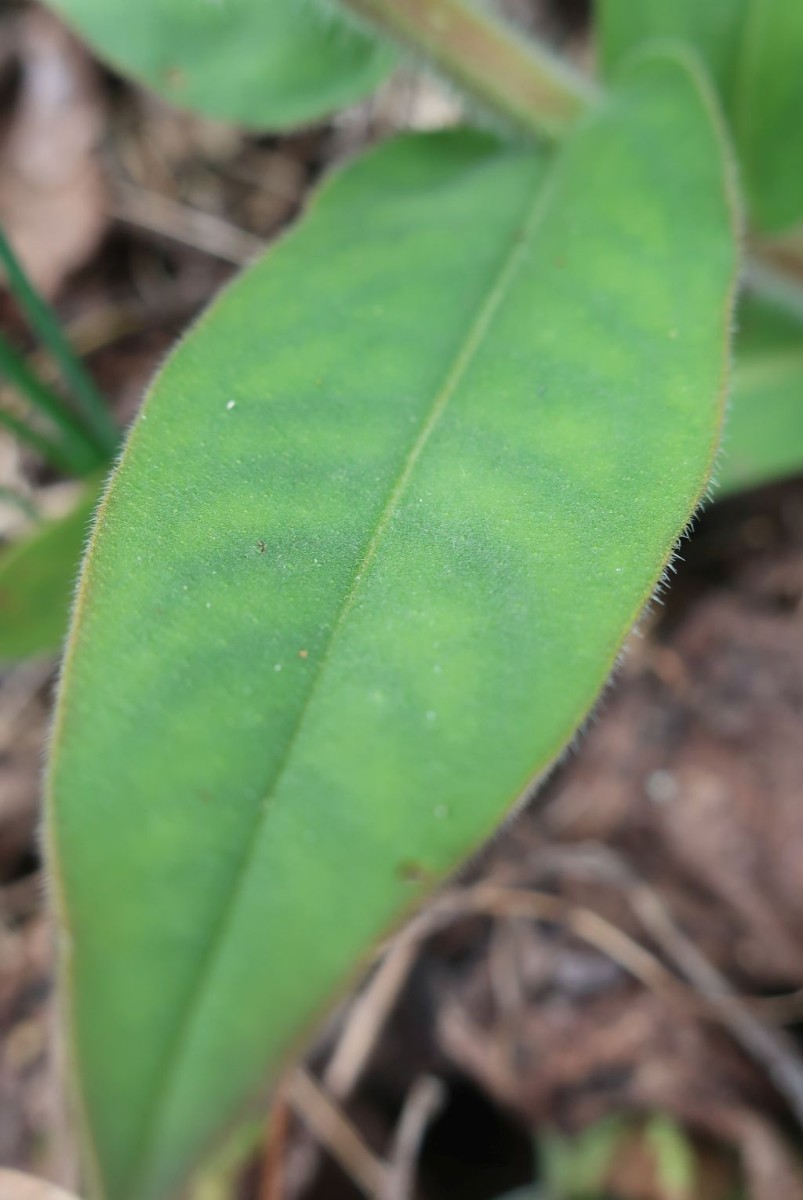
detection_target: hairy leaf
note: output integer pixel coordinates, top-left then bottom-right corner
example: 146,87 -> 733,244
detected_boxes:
599,0 -> 803,232
43,0 -> 394,130
0,486 -> 99,661
721,292 -> 803,493
47,52 -> 738,1200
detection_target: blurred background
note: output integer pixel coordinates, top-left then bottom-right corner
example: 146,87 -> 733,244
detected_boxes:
1,1 -> 803,1197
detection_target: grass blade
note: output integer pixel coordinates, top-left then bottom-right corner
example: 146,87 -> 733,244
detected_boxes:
0,227 -> 118,455
0,332 -> 107,475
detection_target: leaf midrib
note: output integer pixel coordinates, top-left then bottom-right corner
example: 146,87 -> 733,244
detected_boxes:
128,160 -> 554,1196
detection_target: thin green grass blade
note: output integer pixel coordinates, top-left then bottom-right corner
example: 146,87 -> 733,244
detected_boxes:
47,51 -> 739,1200
0,228 -> 118,455
0,332 -> 106,476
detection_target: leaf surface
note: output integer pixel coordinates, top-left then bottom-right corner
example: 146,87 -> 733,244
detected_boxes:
44,0 -> 394,130
599,0 -> 803,232
0,486 -> 99,661
721,293 -> 803,492
47,53 -> 738,1200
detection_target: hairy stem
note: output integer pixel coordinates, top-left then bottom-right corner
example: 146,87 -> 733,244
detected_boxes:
337,0 -> 596,140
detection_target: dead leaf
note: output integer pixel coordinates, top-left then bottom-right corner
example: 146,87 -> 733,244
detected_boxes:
0,1169 -> 80,1199
0,10 -> 107,297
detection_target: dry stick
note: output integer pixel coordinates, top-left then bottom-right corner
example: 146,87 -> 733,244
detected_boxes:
288,1069 -> 390,1199
287,883 -> 686,1193
325,936 -> 422,1099
111,182 -> 264,266
384,1076 -> 446,1200
629,878 -> 803,1131
287,869 -> 803,1195
326,880 -> 686,1103
530,843 -> 803,1134
282,936 -> 422,1196
258,1093 -> 292,1200
283,882 -> 699,1198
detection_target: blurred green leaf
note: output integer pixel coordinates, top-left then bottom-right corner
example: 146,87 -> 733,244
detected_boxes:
0,484 -> 101,662
720,291 -> 803,493
645,1115 -> 696,1199
599,0 -> 803,232
44,0 -> 394,130
47,51 -> 738,1200
540,1116 -> 628,1197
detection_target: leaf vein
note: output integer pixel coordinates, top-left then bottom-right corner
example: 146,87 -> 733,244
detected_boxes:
130,159 -> 553,1191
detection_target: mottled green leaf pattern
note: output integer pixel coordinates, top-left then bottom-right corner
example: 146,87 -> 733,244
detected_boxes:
47,53 -> 738,1200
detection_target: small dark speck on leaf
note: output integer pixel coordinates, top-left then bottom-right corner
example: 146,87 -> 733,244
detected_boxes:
398,861 -> 431,884
256,540 -> 267,554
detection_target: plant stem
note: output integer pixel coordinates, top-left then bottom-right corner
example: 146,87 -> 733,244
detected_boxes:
337,0 -> 596,141
0,227 -> 119,456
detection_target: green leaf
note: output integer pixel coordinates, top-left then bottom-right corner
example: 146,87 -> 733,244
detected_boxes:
0,484 -> 101,661
47,51 -> 738,1200
43,0 -> 394,130
539,1117 -> 629,1197
720,291 -> 803,493
599,0 -> 803,233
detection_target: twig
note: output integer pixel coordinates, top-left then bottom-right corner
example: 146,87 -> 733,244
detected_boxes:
384,1076 -> 446,1200
629,876 -> 803,1131
530,843 -> 803,1134
112,182 -> 264,266
325,936 -> 421,1100
259,1092 -> 291,1200
288,1069 -> 390,1199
